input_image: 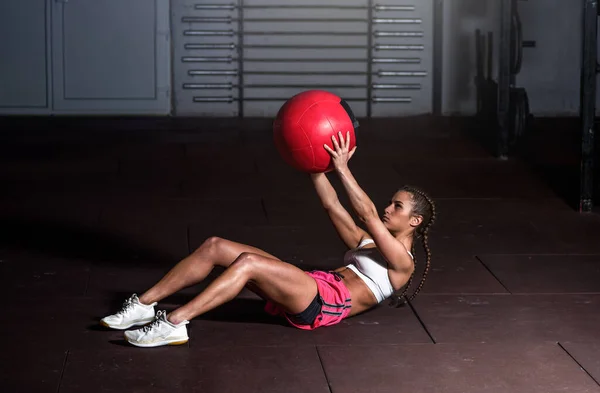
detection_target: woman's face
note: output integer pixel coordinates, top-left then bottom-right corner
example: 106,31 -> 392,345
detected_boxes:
382,191 -> 421,234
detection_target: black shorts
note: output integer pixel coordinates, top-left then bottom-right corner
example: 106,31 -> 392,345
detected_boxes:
285,293 -> 322,325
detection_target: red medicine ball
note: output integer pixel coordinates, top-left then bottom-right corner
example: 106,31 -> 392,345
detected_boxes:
273,90 -> 359,173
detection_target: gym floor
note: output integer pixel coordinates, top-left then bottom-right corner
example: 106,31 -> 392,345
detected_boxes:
1,116 -> 599,393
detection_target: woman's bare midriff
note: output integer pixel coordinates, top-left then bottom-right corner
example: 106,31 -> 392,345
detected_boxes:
333,266 -> 379,316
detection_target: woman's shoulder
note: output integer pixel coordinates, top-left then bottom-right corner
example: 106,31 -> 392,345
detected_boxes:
356,237 -> 376,249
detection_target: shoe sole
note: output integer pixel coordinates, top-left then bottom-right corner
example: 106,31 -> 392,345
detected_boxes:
126,337 -> 189,348
100,318 -> 154,330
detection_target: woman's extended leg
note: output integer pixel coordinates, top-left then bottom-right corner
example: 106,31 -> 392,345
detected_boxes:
138,236 -> 282,305
122,252 -> 318,347
167,252 -> 318,324
100,237 -> 281,330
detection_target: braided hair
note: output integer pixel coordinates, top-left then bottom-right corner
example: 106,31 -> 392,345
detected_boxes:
389,185 -> 436,307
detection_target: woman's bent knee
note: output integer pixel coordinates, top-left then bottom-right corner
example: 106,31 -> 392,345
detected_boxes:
195,236 -> 222,253
230,252 -> 260,272
231,252 -> 257,264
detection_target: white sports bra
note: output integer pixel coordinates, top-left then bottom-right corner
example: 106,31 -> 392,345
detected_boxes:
343,238 -> 414,303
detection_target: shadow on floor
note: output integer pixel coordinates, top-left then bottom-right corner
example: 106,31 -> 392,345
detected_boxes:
516,118 -> 583,211
96,294 -> 287,327
466,116 -> 597,211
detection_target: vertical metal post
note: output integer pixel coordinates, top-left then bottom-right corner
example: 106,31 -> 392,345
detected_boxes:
497,0 -> 513,159
509,0 -> 518,87
432,0 -> 443,116
237,0 -> 244,117
366,0 -> 373,118
579,0 -> 598,212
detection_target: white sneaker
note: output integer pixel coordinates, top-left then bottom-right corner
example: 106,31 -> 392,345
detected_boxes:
124,310 -> 189,348
100,294 -> 157,330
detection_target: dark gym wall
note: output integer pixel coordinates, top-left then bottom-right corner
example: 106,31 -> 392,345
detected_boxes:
442,0 -> 593,117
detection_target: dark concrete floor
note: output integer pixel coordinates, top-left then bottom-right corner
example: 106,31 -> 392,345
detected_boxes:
1,116 -> 600,393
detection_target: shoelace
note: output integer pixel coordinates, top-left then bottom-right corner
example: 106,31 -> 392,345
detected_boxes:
116,297 -> 135,316
142,310 -> 166,333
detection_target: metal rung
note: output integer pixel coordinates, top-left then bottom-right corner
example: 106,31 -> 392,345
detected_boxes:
246,18 -> 368,22
237,70 -> 425,76
243,58 -> 369,62
372,83 -> 421,89
193,96 -> 235,103
186,70 -> 427,77
373,18 -> 422,24
189,70 -> 239,76
185,43 -> 236,50
244,44 -> 366,49
373,58 -> 421,64
249,96 -> 364,101
243,31 -> 366,36
245,4 -> 366,9
193,96 -> 368,103
181,16 -> 370,23
184,83 -> 234,89
374,5 -> 415,11
182,56 -> 234,63
185,17 -> 371,23
182,17 -> 233,23
186,70 -> 428,77
189,83 -> 374,89
194,4 -> 236,10
243,71 -> 366,75
377,70 -> 427,77
191,96 -> 416,103
191,4 -> 373,11
372,96 -> 412,103
189,2 -> 417,12
252,84 -> 367,88
374,31 -> 424,37
184,30 -> 236,36
375,44 -> 425,51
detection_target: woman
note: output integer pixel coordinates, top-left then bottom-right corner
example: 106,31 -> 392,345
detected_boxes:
100,131 -> 436,348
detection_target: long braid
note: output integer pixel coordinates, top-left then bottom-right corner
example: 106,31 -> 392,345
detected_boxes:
389,186 -> 436,307
396,243 -> 416,302
408,188 -> 435,301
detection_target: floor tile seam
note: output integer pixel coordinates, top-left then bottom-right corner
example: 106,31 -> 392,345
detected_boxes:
475,256 -> 512,294
415,293 -> 600,297
314,346 -> 335,393
476,253 -> 600,256
313,339 -> 600,347
178,178 -> 184,197
409,198 -> 561,203
507,292 -> 600,296
56,349 -> 69,393
4,295 -> 119,301
313,341 -> 574,348
420,292 -> 512,296
557,342 -> 600,388
421,292 -> 600,296
10,292 -> 591,302
97,196 -> 265,203
418,339 -> 579,345
95,196 -> 264,205
114,196 -> 563,203
260,198 -> 270,224
82,265 -> 93,297
391,156 -> 520,161
315,343 -> 436,348
407,301 -> 436,344
185,343 -> 321,349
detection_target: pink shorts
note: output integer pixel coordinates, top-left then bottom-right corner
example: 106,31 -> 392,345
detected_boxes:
264,270 -> 352,330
